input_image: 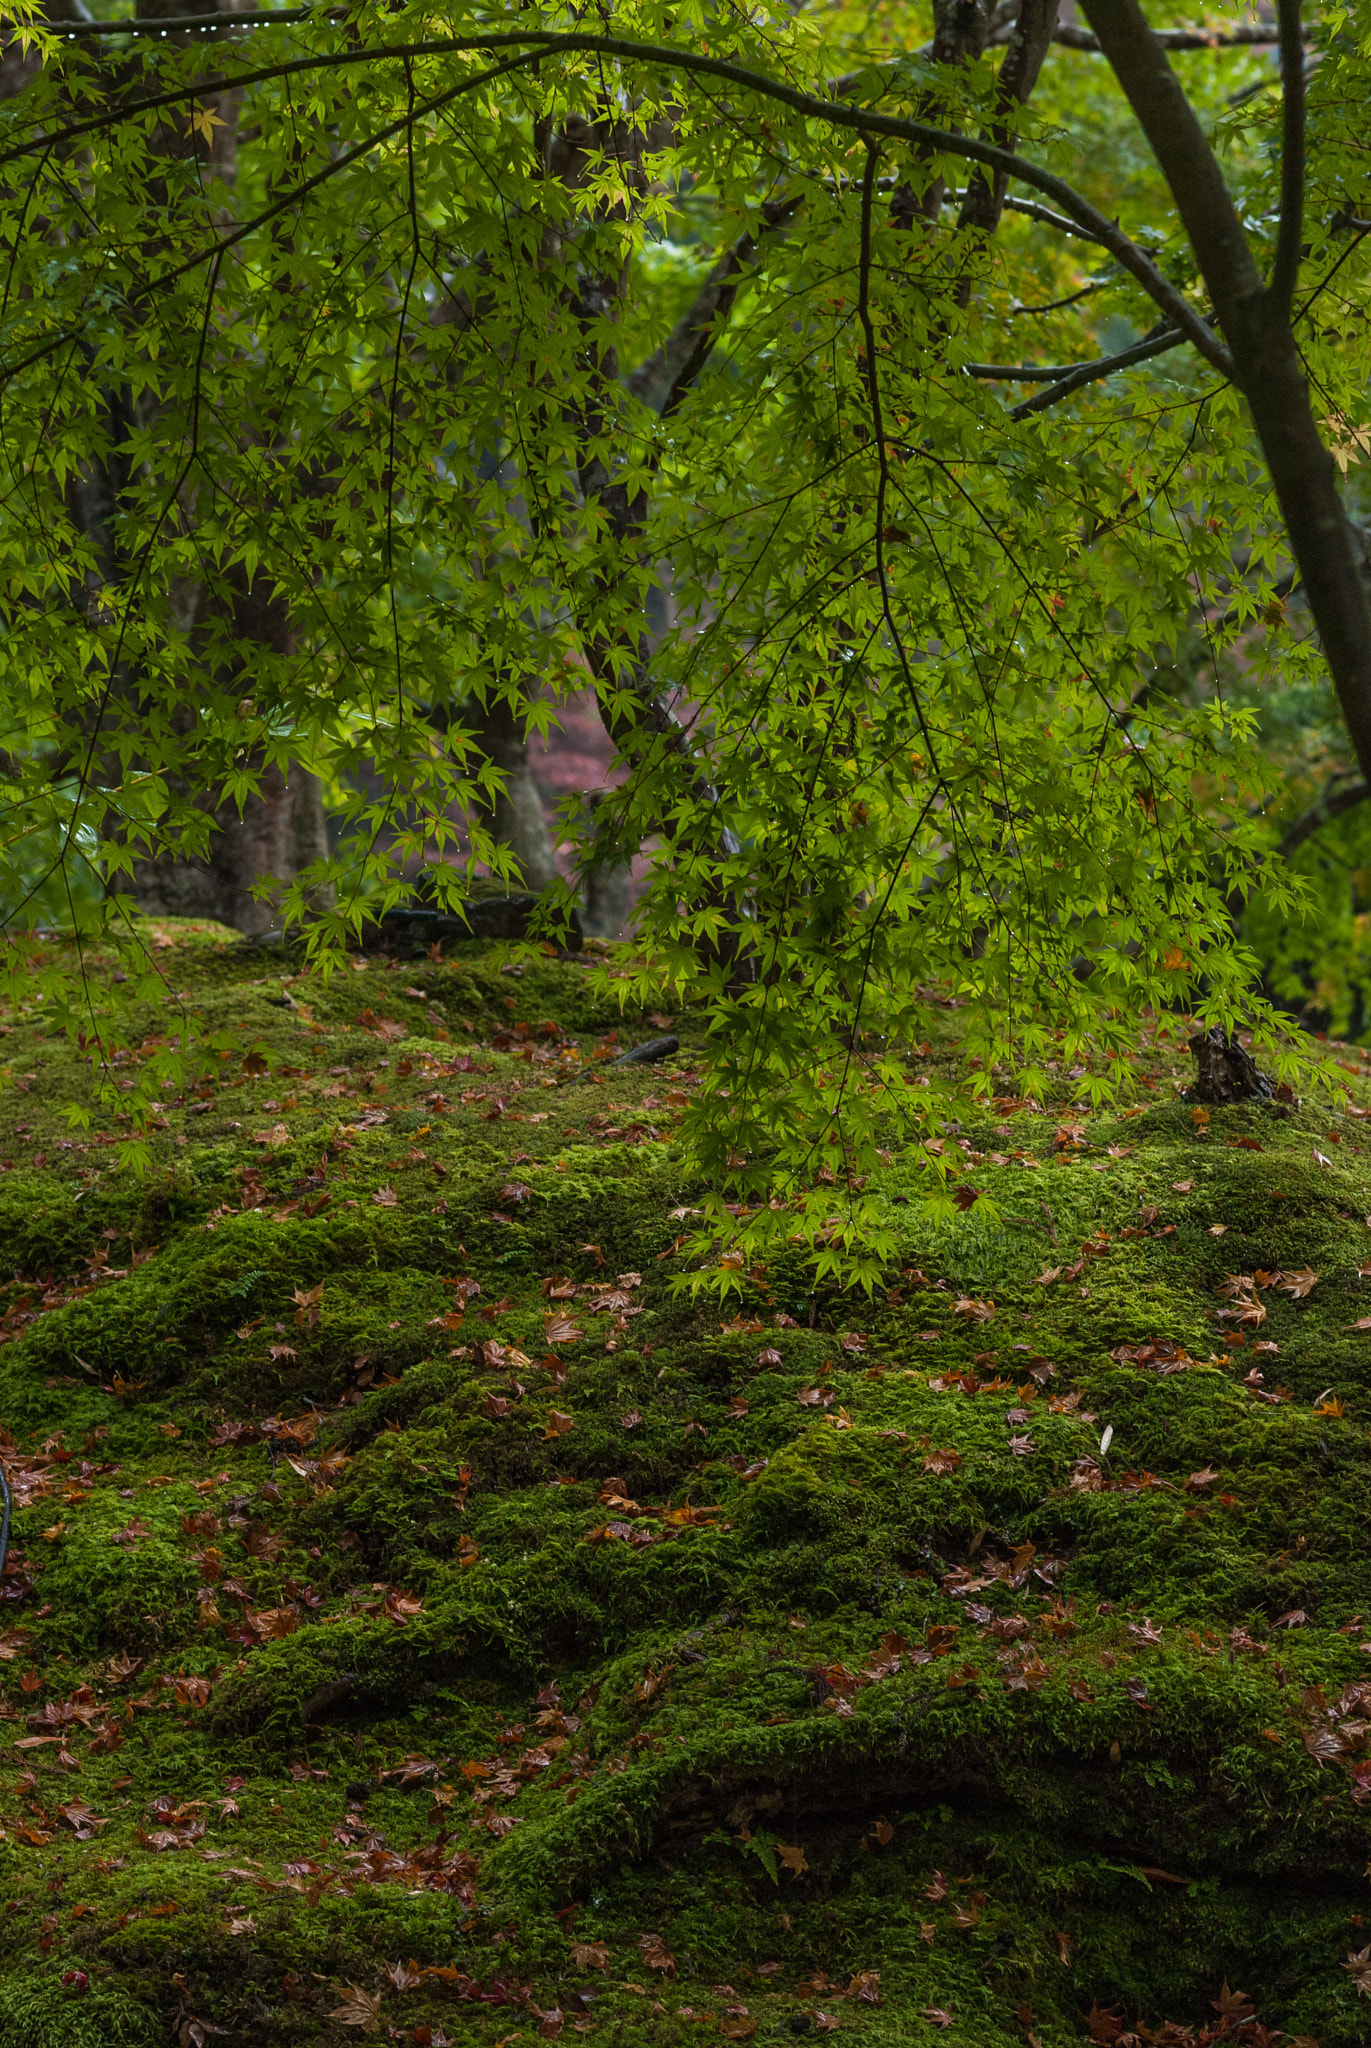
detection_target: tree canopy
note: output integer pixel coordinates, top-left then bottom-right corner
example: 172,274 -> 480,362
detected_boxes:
1,0 -> 1369,1284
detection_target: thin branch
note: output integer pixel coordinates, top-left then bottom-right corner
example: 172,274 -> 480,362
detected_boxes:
1054,20 -> 1302,50
997,193 -> 1106,242
1006,326 -> 1186,416
0,29 -> 1235,378
1269,0 -> 1306,310
55,6 -> 1297,54
49,7 -> 339,35
1007,279 -> 1107,314
965,325 -> 1181,380
1275,776 -> 1370,860
627,196 -> 801,416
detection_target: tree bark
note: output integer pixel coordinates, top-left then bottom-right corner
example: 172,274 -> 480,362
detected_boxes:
1081,0 -> 1371,787
466,694 -> 559,894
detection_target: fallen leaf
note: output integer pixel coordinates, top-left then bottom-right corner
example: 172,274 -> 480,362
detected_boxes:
922,1449 -> 961,1475
953,1297 -> 995,1321
327,1984 -> 385,2031
1344,1943 -> 1371,1995
1211,1983 -> 1255,2024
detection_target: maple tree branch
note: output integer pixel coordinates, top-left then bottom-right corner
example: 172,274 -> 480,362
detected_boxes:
1269,0 -> 1305,311
1274,776 -> 1370,860
956,0 -> 1061,259
961,324 -> 1188,415
54,7 -> 1304,53
996,193 -> 1105,242
627,196 -> 802,418
1081,0 -> 1371,788
0,30 -> 1234,378
1053,20 -> 1302,51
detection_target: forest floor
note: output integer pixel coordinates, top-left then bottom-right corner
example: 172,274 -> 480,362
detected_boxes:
0,921 -> 1369,2048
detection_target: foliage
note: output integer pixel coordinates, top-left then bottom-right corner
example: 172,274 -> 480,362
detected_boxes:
1,5 -> 1368,1282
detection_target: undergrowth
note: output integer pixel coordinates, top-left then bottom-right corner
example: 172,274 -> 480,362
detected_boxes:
0,917 -> 1368,2044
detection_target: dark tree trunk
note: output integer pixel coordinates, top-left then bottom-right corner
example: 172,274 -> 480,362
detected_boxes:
468,695 -> 559,894
130,763 -> 330,937
132,573 -> 332,935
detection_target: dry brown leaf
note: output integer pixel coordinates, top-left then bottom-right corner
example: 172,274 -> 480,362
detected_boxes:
327,1984 -> 384,2031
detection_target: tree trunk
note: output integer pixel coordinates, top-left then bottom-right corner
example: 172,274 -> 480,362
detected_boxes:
132,570 -> 333,936
468,694 -> 560,894
130,765 -> 330,937
1081,0 -> 1371,786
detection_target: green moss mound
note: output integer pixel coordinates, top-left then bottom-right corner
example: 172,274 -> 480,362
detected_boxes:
0,927 -> 1370,2043
0,1981 -> 160,2048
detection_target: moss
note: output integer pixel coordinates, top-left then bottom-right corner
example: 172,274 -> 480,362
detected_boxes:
2,934 -> 1371,2041
0,1981 -> 160,2048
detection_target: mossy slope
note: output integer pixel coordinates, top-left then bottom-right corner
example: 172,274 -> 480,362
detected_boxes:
0,922 -> 1368,2044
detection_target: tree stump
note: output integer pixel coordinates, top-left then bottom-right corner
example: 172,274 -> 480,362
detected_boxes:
1186,1026 -> 1274,1104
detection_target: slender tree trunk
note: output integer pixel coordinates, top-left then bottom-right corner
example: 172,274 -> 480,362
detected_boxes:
467,695 -> 559,893
1082,0 -> 1371,785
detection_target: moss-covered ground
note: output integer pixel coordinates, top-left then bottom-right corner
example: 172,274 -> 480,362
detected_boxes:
1,921 -> 1370,2046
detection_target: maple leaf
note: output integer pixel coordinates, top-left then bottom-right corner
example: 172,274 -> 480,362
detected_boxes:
226,1913 -> 257,1936
1300,1725 -> 1344,1765
371,1186 -> 398,1207
572,1941 -> 610,1970
1085,2003 -> 1124,2044
327,1984 -> 384,2031
922,1449 -> 961,1475
924,1869 -> 949,1900
1185,1467 -> 1220,1491
544,1313 -> 584,1345
184,99 -> 228,145
1278,1267 -> 1320,1297
384,1959 -> 422,1990
1205,1974 -> 1254,2023
921,2010 -> 954,2030
953,1296 -> 995,1321
1344,1943 -> 1371,1995
776,1843 -> 808,1875
847,1969 -> 881,2003
543,1408 -> 575,1439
